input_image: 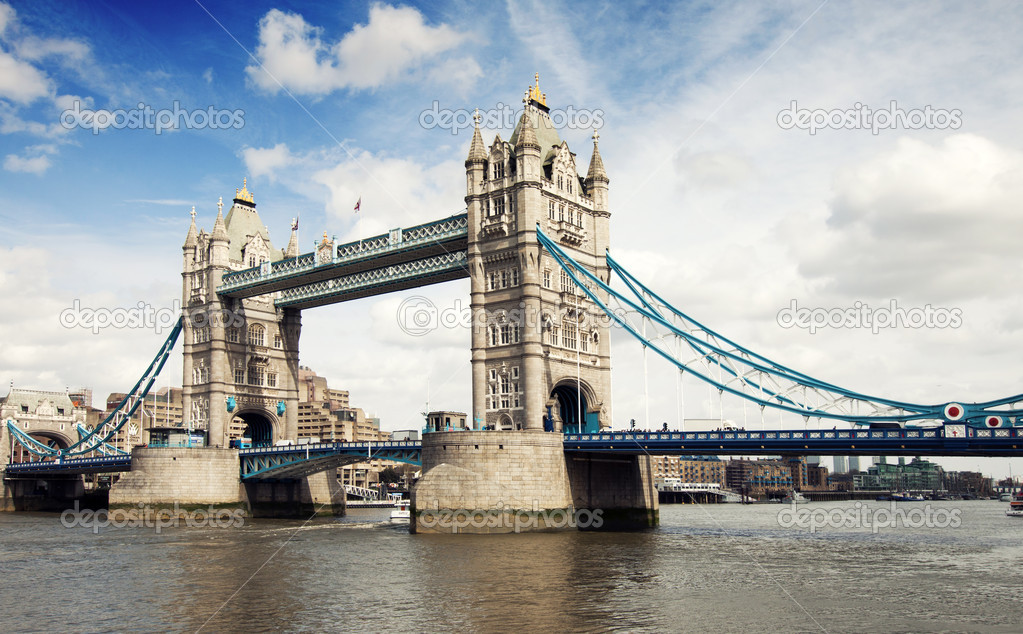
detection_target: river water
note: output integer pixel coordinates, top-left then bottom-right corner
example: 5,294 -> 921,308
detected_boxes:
1,500 -> 1020,632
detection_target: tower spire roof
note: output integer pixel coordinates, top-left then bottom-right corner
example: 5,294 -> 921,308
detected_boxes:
586,129 -> 608,183
211,196 -> 228,242
284,218 -> 299,258
514,109 -> 539,150
183,206 -> 198,248
467,108 -> 487,162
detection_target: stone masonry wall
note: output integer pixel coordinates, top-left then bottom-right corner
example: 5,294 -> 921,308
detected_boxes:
412,430 -> 574,533
108,447 -> 243,508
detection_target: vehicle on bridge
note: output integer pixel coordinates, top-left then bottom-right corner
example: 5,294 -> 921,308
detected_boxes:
229,437 -> 252,449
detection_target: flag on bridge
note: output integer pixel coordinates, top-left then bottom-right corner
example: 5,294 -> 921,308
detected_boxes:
354,197 -> 361,213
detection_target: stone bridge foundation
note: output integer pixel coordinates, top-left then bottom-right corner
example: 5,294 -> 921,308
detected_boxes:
2,474 -> 85,512
108,447 -> 344,517
411,431 -> 658,534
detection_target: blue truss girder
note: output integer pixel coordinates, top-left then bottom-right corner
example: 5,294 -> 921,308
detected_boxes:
218,214 -> 469,299
239,441 -> 422,479
273,251 -> 469,309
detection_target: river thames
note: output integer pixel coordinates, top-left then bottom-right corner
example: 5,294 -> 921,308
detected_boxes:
1,500 -> 1020,632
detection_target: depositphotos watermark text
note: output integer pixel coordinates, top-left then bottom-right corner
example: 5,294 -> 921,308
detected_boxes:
60,100 -> 245,135
777,299 -> 962,334
61,502 -> 246,533
778,502 -> 961,533
777,100 -> 962,135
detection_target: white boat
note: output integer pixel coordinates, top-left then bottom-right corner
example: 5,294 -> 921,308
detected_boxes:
1007,492 -> 1023,517
781,490 -> 809,504
390,501 -> 411,523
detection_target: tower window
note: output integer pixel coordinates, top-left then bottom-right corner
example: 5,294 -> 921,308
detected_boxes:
248,324 -> 265,347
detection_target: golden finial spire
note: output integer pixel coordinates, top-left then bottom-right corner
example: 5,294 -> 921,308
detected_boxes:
527,73 -> 547,107
235,177 -> 254,204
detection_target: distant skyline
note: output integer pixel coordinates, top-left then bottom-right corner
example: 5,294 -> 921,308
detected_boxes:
2,1 -> 1023,478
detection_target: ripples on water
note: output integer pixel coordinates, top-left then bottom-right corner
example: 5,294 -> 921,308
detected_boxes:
1,500 -> 1021,632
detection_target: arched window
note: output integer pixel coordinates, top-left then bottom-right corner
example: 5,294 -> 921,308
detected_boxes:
247,324 -> 265,347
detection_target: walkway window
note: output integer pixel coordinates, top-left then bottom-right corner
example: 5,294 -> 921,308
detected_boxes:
562,324 -> 577,350
560,270 -> 572,293
248,324 -> 265,347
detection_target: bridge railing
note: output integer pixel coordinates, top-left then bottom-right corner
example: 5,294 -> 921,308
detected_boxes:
4,455 -> 131,473
563,427 -> 1022,442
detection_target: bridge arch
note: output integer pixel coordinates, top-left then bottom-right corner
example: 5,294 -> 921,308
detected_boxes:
548,379 -> 600,434
233,409 -> 280,447
10,430 -> 74,463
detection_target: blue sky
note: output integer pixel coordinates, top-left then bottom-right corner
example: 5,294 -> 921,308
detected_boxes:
3,1 -> 1023,478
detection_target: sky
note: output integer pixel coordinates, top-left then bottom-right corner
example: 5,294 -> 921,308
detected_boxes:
2,0 -> 1023,479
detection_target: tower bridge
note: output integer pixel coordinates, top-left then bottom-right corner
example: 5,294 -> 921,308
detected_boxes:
5,75 -> 1023,530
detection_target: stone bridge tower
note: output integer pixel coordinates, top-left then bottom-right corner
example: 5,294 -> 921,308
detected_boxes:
180,181 -> 301,448
466,75 -> 612,434
414,77 -> 656,533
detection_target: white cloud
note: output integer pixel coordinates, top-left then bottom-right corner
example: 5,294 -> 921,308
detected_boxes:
246,5 -> 474,95
0,3 -> 12,38
241,143 -> 296,182
790,134 -> 1023,302
14,35 -> 90,64
312,151 -> 464,237
202,67 -> 213,84
4,150 -> 51,174
0,49 -> 51,104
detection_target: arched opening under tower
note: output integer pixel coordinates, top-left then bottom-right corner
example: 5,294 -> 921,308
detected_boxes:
11,432 -> 71,463
549,383 -> 600,434
233,411 -> 275,447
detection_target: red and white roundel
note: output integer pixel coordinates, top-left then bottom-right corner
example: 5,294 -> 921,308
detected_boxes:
986,416 -> 1003,428
944,403 -> 965,421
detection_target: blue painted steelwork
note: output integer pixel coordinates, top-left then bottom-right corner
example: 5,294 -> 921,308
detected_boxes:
5,317 -> 183,458
274,251 -> 468,309
74,423 -> 128,456
218,213 -> 469,302
239,440 -> 422,479
536,226 -> 1023,428
3,455 -> 132,477
563,424 -> 1023,457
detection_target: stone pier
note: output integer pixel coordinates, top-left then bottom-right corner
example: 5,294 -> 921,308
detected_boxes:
411,430 -> 657,533
108,447 -> 343,517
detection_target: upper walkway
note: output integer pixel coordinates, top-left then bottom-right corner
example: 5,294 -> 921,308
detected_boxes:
217,214 -> 468,308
